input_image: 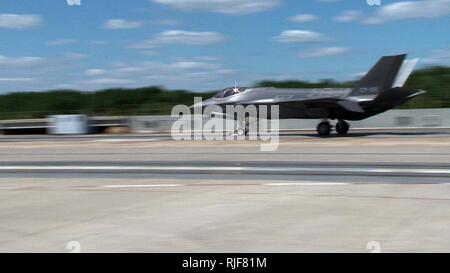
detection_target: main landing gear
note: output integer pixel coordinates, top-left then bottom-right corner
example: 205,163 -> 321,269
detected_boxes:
335,120 -> 350,135
317,121 -> 332,137
316,120 -> 350,136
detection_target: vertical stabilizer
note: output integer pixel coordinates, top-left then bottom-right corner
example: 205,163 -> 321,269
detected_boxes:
349,54 -> 407,97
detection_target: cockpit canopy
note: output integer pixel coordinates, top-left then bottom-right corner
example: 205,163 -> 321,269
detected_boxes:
214,87 -> 248,98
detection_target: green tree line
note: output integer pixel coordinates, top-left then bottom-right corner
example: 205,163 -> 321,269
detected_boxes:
0,66 -> 448,120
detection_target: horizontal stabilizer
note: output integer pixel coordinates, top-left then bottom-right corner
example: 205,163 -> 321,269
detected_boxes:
407,89 -> 427,99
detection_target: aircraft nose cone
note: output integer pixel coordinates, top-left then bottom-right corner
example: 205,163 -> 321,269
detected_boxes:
190,102 -> 203,109
190,99 -> 215,110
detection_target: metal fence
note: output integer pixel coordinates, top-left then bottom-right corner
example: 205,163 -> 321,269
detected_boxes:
129,109 -> 450,133
1,109 -> 449,135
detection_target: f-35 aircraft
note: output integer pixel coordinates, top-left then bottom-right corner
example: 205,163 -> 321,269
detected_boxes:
198,54 -> 425,136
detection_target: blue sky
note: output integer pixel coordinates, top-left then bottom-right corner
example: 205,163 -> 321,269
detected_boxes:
0,0 -> 449,92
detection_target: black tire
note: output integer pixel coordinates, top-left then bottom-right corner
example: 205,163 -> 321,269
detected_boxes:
336,121 -> 350,135
317,122 -> 331,136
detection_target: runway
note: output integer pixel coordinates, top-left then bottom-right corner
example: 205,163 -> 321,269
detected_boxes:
1,132 -> 450,252
1,127 -> 450,142
0,161 -> 449,180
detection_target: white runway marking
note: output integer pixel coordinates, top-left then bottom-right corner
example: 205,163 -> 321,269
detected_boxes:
102,184 -> 181,188
0,166 -> 449,176
265,182 -> 349,186
103,182 -> 348,189
368,168 -> 450,174
94,138 -> 160,142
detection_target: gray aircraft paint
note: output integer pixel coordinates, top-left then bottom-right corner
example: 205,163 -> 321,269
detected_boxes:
196,54 -> 425,122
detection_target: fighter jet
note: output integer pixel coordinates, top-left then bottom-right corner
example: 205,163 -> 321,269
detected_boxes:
196,54 -> 425,136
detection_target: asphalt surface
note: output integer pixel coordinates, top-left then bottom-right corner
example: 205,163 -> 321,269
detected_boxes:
1,131 -> 450,252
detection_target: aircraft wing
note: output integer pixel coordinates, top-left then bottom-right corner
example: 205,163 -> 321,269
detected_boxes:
269,97 -> 365,113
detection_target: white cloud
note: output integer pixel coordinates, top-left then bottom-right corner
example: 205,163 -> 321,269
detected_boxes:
334,10 -> 362,22
288,14 -> 319,23
104,19 -> 144,29
0,53 -> 86,74
53,84 -> 79,90
151,0 -> 280,14
366,0 -> 450,24
154,30 -> 226,45
337,0 -> 450,24
58,53 -> 88,61
185,69 -> 235,77
85,78 -> 134,85
113,59 -> 225,76
170,61 -> 221,70
0,55 -> 46,67
85,69 -> 107,76
0,14 -> 42,29
298,47 -> 350,58
0,53 -> 94,92
316,0 -> 342,2
422,47 -> 450,65
129,30 -> 226,48
76,58 -> 236,90
0,77 -> 34,83
83,59 -> 227,82
275,30 -> 327,43
0,53 -> 238,92
47,39 -> 78,46
352,71 -> 367,79
116,66 -> 148,74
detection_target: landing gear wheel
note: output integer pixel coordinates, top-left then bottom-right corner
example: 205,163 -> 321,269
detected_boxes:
317,122 -> 331,137
336,120 -> 350,135
237,128 -> 245,136
244,117 -> 250,136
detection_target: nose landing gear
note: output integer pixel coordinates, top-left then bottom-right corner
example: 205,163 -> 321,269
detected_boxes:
236,116 -> 251,136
